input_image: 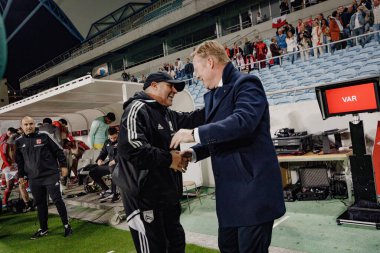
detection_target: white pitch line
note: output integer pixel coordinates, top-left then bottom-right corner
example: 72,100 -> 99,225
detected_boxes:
273,215 -> 289,228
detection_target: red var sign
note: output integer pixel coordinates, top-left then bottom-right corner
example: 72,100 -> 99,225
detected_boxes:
326,83 -> 378,114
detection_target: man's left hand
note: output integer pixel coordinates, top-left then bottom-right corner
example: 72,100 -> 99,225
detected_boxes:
170,129 -> 194,149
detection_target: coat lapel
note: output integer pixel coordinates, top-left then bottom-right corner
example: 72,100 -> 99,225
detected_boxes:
206,85 -> 232,122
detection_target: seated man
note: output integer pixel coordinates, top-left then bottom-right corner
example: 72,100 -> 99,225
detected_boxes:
88,127 -> 119,202
62,138 -> 90,185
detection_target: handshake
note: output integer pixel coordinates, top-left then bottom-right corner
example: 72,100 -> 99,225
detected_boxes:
169,128 -> 197,173
170,150 -> 193,173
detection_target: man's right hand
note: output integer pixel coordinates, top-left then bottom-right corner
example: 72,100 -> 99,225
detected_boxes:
97,160 -> 104,166
19,177 -> 26,185
170,150 -> 190,173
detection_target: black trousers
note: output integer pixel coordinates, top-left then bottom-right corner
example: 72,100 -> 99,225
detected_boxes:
89,165 -> 116,193
29,179 -> 68,231
218,220 -> 274,253
129,202 -> 185,253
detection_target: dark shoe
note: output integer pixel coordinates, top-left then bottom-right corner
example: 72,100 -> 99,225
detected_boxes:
30,229 -> 48,240
64,225 -> 73,237
111,193 -> 120,203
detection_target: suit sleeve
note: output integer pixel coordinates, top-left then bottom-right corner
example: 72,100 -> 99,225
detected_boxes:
198,76 -> 267,145
46,134 -> 67,168
191,143 -> 210,162
118,102 -> 171,170
15,140 -> 26,178
170,108 -> 205,130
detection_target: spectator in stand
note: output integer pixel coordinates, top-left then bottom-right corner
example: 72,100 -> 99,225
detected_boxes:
341,5 -> 355,47
374,0 -> 380,43
286,31 -> 298,64
363,5 -> 374,34
140,74 -> 146,83
131,75 -> 138,82
232,42 -> 243,57
224,43 -> 231,59
276,28 -> 288,55
361,0 -> 372,10
39,118 -> 62,146
311,20 -> 324,58
177,58 -> 184,79
184,58 -> 194,85
309,0 -> 318,5
121,72 -> 130,81
330,11 -> 344,52
255,38 -> 268,68
169,64 -> 176,78
350,5 -> 366,46
280,0 -> 290,16
298,25 -> 311,62
270,37 -> 282,65
291,0 -> 303,11
88,112 -> 116,150
245,53 -> 257,71
235,53 -> 246,71
243,37 -> 252,58
296,19 -> 303,37
256,12 -> 263,24
321,19 -> 331,53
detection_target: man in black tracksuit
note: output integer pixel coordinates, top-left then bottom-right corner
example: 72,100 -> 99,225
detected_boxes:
116,72 -> 205,253
16,116 -> 72,239
89,127 -> 119,202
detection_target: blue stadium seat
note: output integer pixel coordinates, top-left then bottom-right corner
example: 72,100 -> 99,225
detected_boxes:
352,53 -> 369,62
346,45 -> 362,52
303,64 -> 317,72
294,72 -> 308,80
335,57 -> 350,65
347,62 -> 364,72
364,41 -> 379,48
338,69 -> 358,80
310,68 -> 325,77
321,61 -> 334,68
358,65 -> 380,77
295,92 -> 316,102
326,64 -> 343,74
327,54 -> 341,62
367,58 -> 380,66
316,73 -> 336,83
370,50 -> 380,59
313,58 -> 325,66
282,80 -> 299,89
322,52 -> 332,59
300,76 -> 316,86
270,65 -> 281,71
343,50 -> 359,58
360,46 -> 377,54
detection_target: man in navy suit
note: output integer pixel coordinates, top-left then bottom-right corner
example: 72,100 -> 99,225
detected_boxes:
171,40 -> 286,253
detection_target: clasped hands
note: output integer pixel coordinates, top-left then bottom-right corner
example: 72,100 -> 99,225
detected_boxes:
169,129 -> 195,173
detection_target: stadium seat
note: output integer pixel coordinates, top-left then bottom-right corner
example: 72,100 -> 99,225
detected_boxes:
327,54 -> 341,62
370,50 -> 380,59
300,76 -> 316,86
338,69 -> 357,80
346,45 -> 362,52
321,61 -> 334,68
326,64 -> 343,74
295,92 -> 316,102
367,58 -> 380,66
294,72 -> 308,80
352,53 -> 369,62
309,68 -> 325,77
364,41 -> 379,48
316,73 -> 336,83
360,46 -> 377,54
358,65 -> 380,77
335,57 -> 350,65
322,52 -> 332,59
282,80 -> 299,89
347,62 -> 364,72
343,50 -> 359,58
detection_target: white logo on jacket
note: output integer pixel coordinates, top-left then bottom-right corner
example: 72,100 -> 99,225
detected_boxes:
157,124 -> 164,130
143,210 -> 154,223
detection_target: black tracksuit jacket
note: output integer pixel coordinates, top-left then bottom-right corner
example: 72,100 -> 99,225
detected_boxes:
15,130 -> 67,180
117,91 -> 205,212
96,139 -> 118,163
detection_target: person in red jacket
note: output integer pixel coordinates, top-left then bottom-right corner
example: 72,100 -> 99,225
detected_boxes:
0,127 -> 18,189
255,38 -> 268,69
